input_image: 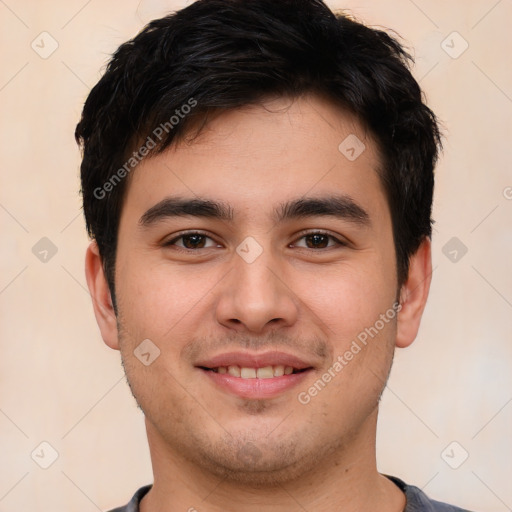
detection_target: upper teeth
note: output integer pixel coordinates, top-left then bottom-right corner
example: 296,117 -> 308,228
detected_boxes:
214,365 -> 295,379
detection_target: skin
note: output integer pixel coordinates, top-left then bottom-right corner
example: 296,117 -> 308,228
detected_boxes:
86,94 -> 432,512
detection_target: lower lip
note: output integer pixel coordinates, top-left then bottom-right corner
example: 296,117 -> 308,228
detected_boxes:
199,368 -> 313,399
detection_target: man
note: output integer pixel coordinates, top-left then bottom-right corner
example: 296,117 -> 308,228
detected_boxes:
76,0 -> 472,510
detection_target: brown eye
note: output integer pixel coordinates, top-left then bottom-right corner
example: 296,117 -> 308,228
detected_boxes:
164,232 -> 219,250
292,231 -> 343,249
181,234 -> 207,249
304,234 -> 330,248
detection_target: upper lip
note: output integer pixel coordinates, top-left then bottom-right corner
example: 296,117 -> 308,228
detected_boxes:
195,351 -> 314,370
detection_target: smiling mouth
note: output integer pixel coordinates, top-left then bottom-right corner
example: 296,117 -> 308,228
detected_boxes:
199,365 -> 311,379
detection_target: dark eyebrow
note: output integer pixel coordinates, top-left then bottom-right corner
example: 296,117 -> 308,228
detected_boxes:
138,194 -> 370,228
139,197 -> 233,227
274,195 -> 370,226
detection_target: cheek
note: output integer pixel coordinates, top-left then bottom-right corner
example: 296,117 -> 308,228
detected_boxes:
293,255 -> 397,340
115,256 -> 218,341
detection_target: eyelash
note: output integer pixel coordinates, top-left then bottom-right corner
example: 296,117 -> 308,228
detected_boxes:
162,230 -> 347,251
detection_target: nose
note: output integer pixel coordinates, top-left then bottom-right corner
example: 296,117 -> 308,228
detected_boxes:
215,247 -> 299,334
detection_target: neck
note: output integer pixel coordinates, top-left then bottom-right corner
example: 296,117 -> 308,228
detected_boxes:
140,409 -> 405,512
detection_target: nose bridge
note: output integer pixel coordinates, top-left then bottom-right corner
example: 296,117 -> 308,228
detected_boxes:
215,240 -> 298,333
236,251 -> 277,302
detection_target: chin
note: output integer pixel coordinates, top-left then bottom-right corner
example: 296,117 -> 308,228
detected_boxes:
185,432 -> 341,488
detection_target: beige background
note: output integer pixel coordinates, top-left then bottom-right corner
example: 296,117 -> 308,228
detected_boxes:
1,0 -> 511,510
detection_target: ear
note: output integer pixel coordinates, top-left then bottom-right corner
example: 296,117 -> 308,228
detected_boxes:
396,238 -> 432,348
85,241 -> 120,350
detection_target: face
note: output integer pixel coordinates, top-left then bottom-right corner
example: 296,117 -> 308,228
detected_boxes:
88,94 -> 428,486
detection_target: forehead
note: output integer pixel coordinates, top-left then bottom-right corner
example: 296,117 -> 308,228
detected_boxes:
120,94 -> 387,225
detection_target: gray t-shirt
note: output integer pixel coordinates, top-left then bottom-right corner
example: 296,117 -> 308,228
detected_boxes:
107,476 -> 474,511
